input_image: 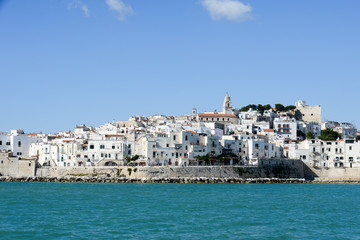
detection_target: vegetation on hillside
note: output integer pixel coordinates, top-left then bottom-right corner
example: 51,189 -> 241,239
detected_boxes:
306,131 -> 316,139
239,103 -> 296,114
320,128 -> 340,141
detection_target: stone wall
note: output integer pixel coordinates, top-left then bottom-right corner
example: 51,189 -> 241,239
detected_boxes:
295,105 -> 322,124
0,152 -> 36,177
303,163 -> 360,181
35,159 -> 304,179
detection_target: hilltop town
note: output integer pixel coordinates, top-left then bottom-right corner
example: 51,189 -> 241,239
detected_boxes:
0,94 -> 359,180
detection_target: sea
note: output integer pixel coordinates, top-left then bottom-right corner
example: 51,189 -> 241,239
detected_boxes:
0,182 -> 359,240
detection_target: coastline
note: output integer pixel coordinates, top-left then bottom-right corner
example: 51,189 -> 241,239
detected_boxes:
1,176 -> 360,184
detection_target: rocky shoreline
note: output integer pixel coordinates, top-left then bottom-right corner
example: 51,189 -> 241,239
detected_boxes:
0,176 -> 359,183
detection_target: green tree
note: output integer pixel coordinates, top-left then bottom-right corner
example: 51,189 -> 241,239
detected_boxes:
257,104 -> 265,114
275,104 -> 285,112
239,104 -> 257,112
239,104 -> 272,114
306,131 -> 315,139
284,105 -> 296,112
356,135 -> 360,141
320,128 -> 340,141
195,154 -> 210,165
263,104 -> 272,111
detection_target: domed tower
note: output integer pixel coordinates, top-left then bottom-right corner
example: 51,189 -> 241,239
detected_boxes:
223,93 -> 233,114
192,106 -> 197,119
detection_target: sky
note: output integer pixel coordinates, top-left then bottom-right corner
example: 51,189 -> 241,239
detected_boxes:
0,0 -> 359,134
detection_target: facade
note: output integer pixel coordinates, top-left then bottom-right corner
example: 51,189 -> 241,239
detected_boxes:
273,117 -> 297,140
197,94 -> 239,124
295,100 -> 322,124
0,130 -> 42,157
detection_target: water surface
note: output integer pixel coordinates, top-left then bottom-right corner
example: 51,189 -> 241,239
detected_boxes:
0,183 -> 359,239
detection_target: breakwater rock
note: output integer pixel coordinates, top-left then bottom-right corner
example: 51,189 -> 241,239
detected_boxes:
0,175 -> 312,183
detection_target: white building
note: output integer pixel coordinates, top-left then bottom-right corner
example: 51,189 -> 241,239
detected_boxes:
0,130 -> 42,157
274,117 -> 297,140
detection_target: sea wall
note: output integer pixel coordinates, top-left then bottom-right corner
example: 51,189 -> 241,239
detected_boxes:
303,163 -> 360,181
35,159 -> 304,179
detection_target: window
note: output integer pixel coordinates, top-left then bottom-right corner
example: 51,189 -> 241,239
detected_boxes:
166,144 -> 169,147
100,145 -> 105,149
173,136 -> 176,141
112,146 -> 115,149
255,144 -> 259,149
185,135 -> 188,141
18,141 -> 21,147
101,153 -> 104,157
6,142 -> 10,146
90,145 -> 94,149
0,141 -> 2,145
349,146 -> 352,150
349,157 -> 354,162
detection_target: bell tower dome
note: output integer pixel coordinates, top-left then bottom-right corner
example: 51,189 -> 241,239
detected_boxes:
192,106 -> 197,118
223,93 -> 233,114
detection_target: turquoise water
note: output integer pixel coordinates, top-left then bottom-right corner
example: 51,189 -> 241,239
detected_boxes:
0,183 -> 359,240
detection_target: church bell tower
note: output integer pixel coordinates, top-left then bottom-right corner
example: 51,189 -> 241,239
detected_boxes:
223,93 -> 233,114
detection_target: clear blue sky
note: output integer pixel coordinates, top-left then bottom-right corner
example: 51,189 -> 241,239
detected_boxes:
0,0 -> 359,133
